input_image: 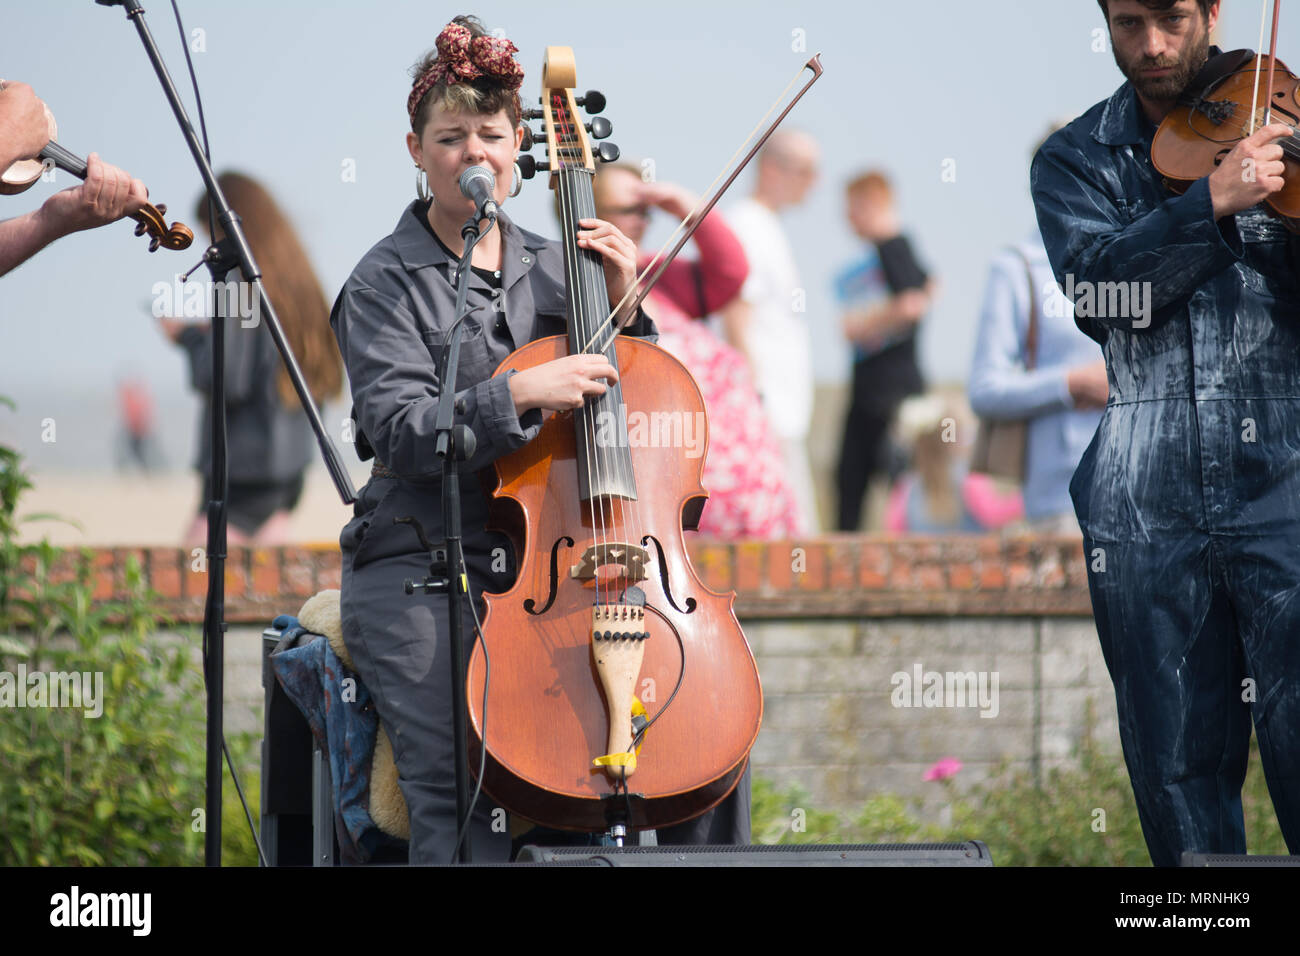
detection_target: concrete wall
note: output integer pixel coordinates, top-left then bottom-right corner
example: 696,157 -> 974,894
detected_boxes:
33,536 -> 1110,820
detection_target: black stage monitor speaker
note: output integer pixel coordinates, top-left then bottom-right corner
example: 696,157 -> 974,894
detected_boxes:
1180,852 -> 1300,867
516,842 -> 993,867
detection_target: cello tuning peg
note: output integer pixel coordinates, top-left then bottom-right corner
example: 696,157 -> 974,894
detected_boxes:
148,237 -> 160,253
156,203 -> 167,216
535,158 -> 551,174
520,127 -> 535,151
596,142 -> 620,164
576,90 -> 606,114
517,154 -> 538,180
586,117 -> 612,139
521,107 -> 544,120
134,221 -> 147,237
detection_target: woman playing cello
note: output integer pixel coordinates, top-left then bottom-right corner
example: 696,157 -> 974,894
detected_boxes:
329,16 -> 654,864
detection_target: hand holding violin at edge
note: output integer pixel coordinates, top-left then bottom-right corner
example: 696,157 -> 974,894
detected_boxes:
0,151 -> 151,278
0,81 -> 51,170
37,152 -> 149,237
1209,122 -> 1293,220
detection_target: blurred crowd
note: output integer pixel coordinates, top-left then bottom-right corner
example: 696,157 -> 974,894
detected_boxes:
4,71 -> 1097,542
577,124 -> 1104,538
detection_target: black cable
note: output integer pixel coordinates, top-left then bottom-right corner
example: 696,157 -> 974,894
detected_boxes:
606,604 -> 686,844
450,551 -> 491,861
631,604 -> 686,748
223,737 -> 267,866
438,302 -> 488,384
439,217 -> 495,861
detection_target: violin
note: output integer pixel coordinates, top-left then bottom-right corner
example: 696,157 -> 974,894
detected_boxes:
0,105 -> 193,252
1152,2 -> 1300,230
466,46 -> 765,832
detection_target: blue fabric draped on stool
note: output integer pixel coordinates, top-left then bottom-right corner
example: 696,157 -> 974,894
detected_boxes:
270,614 -> 404,863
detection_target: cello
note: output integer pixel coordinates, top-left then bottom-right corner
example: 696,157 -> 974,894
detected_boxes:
466,46 -> 776,834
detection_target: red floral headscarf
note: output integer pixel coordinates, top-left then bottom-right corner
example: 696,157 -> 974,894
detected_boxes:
408,22 -> 525,126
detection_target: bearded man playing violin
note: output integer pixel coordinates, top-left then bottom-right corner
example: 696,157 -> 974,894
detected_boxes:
1032,0 -> 1300,866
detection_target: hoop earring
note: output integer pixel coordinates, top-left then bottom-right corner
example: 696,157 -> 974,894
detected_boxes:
509,161 -> 522,198
415,165 -> 430,203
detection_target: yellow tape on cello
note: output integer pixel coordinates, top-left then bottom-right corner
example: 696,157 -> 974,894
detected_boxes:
592,697 -> 648,773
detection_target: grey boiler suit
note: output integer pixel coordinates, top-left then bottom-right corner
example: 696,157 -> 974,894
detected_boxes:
331,203 -> 745,862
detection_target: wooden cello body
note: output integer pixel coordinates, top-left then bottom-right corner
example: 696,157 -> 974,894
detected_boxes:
467,47 -> 762,832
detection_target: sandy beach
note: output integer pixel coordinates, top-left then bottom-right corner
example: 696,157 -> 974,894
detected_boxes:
16,464 -> 370,548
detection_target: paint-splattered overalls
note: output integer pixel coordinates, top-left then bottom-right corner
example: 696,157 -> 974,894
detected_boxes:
1033,76 -> 1300,866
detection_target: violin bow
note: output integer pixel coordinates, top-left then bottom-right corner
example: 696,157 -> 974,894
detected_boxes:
1249,0 -> 1283,132
581,54 -> 824,356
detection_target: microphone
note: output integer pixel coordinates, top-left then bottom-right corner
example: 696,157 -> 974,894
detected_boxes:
459,166 -> 499,220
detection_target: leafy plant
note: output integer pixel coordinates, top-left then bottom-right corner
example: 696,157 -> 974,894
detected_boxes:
753,706 -> 1290,865
0,405 -> 259,865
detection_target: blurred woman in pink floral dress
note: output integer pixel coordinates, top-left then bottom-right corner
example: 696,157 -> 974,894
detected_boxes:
593,164 -> 799,539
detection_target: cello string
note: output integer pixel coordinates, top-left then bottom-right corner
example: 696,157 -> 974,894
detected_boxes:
581,161 -> 639,605
577,164 -> 615,610
554,114 -> 603,611
556,99 -> 610,609
567,104 -> 637,609
585,164 -> 642,607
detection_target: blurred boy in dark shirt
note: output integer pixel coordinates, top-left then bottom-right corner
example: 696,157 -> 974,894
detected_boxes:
835,170 -> 935,531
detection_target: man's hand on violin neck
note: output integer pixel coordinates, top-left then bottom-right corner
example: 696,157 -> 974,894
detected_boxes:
37,152 -> 148,237
0,81 -> 51,171
1208,122 -> 1292,221
509,353 -> 620,414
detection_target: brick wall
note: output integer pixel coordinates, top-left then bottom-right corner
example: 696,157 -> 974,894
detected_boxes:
34,534 -> 1093,622
23,535 -> 1116,819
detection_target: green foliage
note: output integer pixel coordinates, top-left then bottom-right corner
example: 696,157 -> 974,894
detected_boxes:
945,730 -> 1150,866
0,411 -> 260,866
753,711 -> 1290,866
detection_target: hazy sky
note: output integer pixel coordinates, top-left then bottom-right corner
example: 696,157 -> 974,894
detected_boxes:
1,0 -> 1289,396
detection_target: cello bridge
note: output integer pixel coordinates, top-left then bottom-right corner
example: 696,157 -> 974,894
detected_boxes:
570,542 -> 650,583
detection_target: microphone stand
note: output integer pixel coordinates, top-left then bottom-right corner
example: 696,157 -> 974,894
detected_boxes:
97,0 -> 358,866
404,206 -> 496,864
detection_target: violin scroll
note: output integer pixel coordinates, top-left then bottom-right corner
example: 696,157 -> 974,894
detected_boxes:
131,202 -> 194,252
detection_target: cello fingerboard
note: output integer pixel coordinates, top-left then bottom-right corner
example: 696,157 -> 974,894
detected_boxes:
551,106 -> 637,504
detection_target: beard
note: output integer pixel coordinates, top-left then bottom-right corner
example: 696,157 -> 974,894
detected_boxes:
1113,21 -> 1211,102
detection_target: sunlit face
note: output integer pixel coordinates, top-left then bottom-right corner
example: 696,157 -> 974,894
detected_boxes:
758,138 -> 820,207
1107,0 -> 1216,105
406,104 -> 523,216
771,152 -> 818,205
594,168 -> 649,245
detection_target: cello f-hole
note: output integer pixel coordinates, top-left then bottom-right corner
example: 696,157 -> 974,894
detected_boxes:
523,535 -> 574,615
641,534 -> 697,615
